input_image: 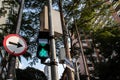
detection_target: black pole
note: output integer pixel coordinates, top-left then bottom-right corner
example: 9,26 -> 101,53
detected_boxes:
6,0 -> 25,80
6,55 -> 16,80
16,0 -> 25,34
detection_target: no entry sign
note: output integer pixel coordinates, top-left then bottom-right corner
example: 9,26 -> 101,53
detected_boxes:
3,34 -> 27,56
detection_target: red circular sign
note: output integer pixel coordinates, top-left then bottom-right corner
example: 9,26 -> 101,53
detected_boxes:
3,34 -> 27,56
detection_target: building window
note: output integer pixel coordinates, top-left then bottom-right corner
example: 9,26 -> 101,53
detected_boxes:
113,2 -> 119,9
115,4 -> 120,11
109,0 -> 118,3
117,10 -> 120,17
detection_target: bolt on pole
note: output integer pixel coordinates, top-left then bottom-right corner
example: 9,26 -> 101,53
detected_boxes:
48,0 -> 59,80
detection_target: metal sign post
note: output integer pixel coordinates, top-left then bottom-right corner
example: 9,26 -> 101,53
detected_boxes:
48,0 -> 59,80
5,0 -> 25,80
16,0 -> 25,34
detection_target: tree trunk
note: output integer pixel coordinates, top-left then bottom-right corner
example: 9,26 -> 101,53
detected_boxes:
58,0 -> 74,80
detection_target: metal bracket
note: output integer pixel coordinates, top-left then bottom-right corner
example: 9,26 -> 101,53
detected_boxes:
49,35 -> 55,39
50,60 -> 58,65
43,60 -> 58,66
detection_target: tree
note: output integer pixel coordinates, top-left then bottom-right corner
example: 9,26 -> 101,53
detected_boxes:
62,0 -> 120,80
94,26 -> 120,80
1,0 -> 120,80
16,67 -> 47,80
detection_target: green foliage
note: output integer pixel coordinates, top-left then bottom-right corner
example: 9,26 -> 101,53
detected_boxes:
95,59 -> 120,80
1,0 -> 120,80
65,1 -> 120,80
94,26 -> 120,79
16,67 -> 47,80
94,27 -> 120,56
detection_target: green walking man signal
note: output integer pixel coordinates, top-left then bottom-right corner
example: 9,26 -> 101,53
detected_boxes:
37,39 -> 49,58
37,31 -> 50,63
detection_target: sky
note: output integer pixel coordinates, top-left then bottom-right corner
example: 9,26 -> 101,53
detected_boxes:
19,56 -> 64,79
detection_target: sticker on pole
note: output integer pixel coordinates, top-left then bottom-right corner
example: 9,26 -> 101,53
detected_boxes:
3,34 -> 27,56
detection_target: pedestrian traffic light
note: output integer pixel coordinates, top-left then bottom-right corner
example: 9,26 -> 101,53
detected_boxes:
37,39 -> 49,58
37,31 -> 50,63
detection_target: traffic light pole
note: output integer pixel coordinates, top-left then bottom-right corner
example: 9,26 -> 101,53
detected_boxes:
48,0 -> 58,80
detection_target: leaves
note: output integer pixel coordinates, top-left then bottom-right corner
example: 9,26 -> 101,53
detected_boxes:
16,67 -> 47,80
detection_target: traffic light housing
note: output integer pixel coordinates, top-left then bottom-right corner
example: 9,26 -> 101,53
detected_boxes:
37,31 -> 50,63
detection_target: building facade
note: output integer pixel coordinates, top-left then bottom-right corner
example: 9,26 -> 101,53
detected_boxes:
109,0 -> 120,23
